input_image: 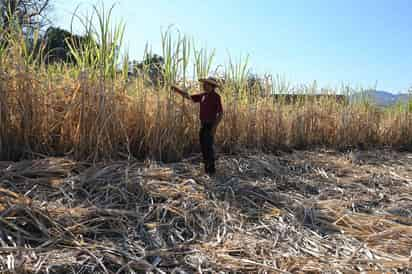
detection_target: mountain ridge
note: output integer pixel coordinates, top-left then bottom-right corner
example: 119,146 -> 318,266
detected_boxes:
351,90 -> 410,106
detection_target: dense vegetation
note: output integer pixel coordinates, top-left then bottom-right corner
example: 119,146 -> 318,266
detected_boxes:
0,3 -> 411,162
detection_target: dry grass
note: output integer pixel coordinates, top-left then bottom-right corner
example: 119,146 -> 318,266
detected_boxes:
0,11 -> 412,161
1,65 -> 412,162
0,149 -> 411,273
1,8 -> 412,273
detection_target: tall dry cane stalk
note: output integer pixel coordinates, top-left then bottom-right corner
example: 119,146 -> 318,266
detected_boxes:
1,5 -> 412,161
0,70 -> 10,160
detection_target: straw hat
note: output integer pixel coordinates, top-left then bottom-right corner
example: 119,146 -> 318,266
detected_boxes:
199,76 -> 220,88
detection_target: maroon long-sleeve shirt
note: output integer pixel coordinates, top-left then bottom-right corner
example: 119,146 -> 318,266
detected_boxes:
191,91 -> 223,123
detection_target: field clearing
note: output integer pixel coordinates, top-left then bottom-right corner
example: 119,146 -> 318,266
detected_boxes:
0,149 -> 411,273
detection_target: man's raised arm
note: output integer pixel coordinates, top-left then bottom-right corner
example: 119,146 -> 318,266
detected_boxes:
171,85 -> 191,100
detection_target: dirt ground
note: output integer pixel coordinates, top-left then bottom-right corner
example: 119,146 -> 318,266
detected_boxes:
0,149 -> 411,273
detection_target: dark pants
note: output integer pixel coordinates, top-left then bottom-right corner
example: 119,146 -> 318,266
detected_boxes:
199,122 -> 215,174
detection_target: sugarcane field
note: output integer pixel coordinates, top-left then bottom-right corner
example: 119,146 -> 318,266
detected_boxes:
0,1 -> 412,273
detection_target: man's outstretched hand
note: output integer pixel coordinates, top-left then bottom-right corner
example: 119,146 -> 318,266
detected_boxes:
171,84 -> 182,92
171,84 -> 191,99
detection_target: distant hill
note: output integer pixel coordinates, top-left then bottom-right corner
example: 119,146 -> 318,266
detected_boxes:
350,90 -> 411,106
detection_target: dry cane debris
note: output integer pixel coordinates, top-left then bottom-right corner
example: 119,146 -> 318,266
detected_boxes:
0,149 -> 411,273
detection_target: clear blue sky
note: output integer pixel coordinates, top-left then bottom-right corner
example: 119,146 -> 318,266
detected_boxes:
53,0 -> 412,93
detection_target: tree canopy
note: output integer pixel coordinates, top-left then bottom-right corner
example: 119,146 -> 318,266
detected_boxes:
43,26 -> 90,64
0,0 -> 51,31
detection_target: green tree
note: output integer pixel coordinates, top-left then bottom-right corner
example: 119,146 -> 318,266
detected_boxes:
43,26 -> 88,64
0,0 -> 51,32
129,53 -> 164,86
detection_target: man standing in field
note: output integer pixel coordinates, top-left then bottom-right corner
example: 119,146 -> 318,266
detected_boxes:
172,77 -> 223,175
